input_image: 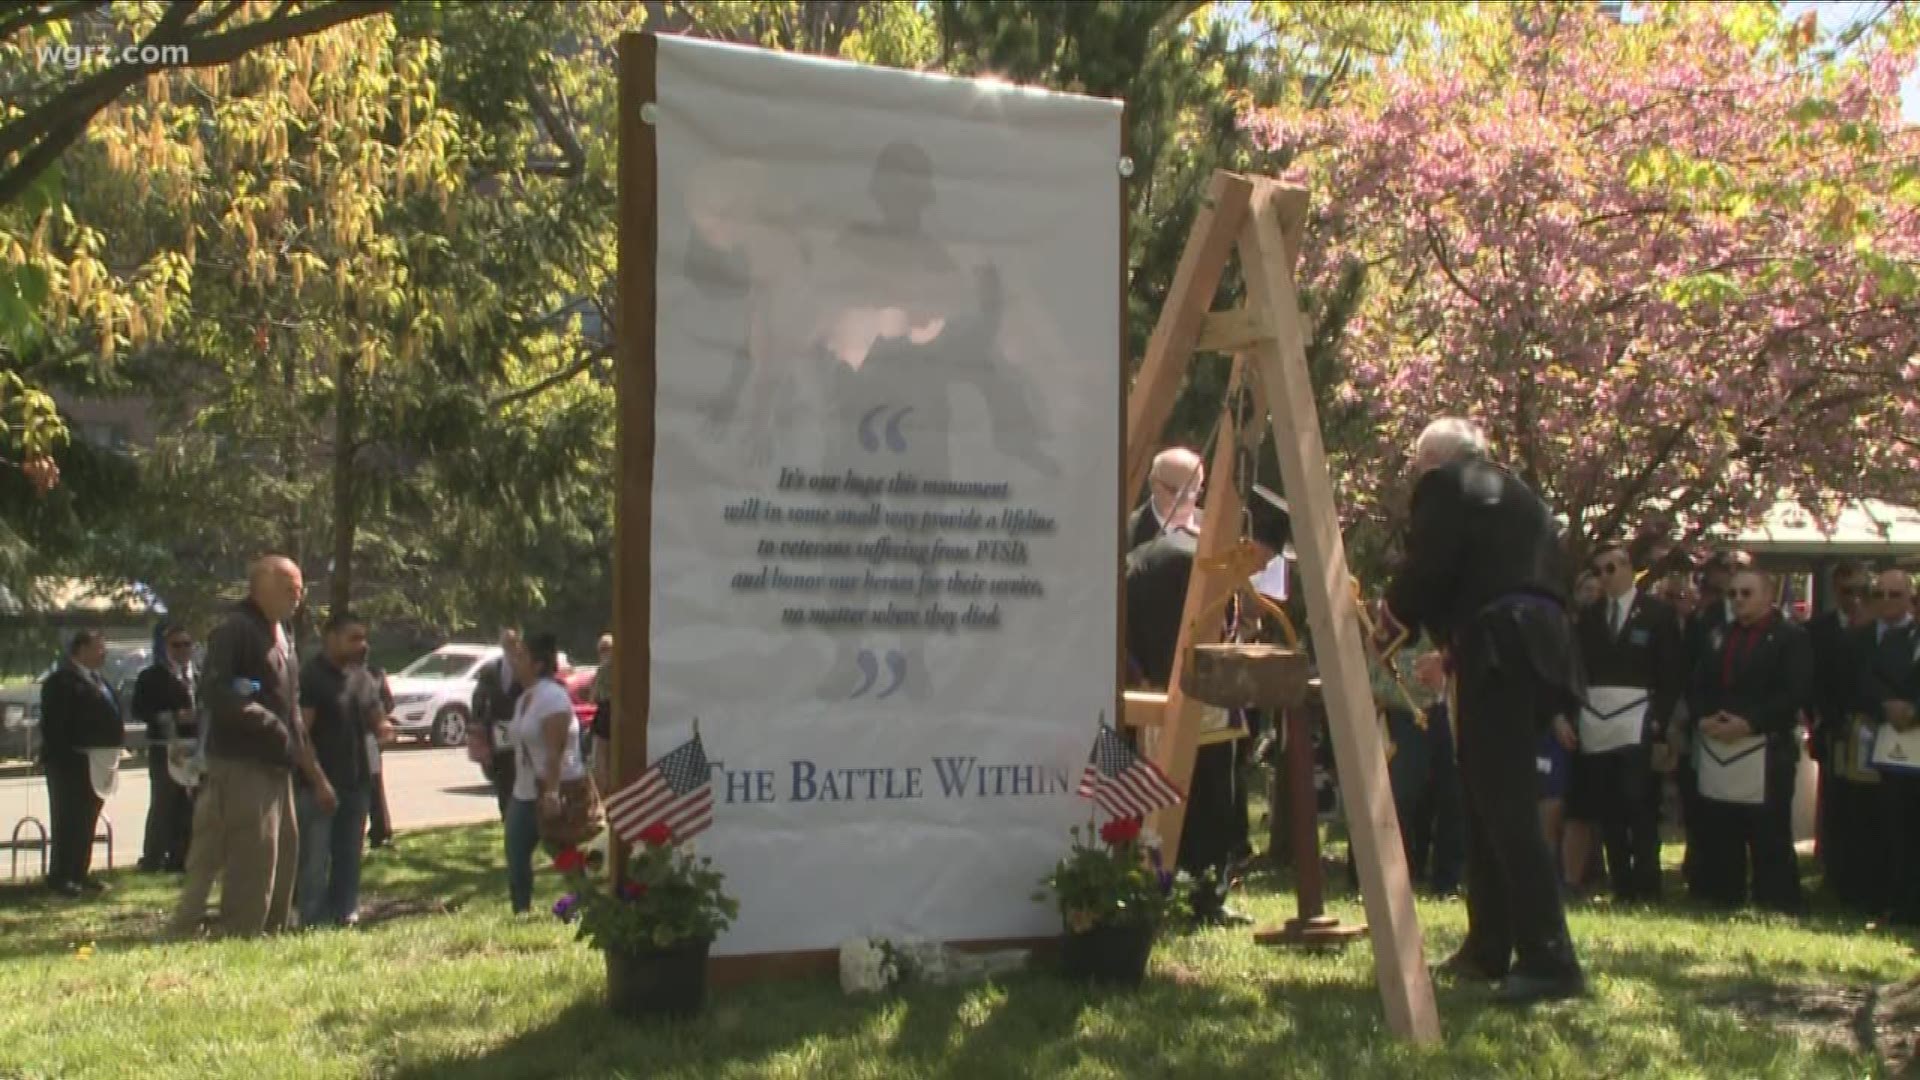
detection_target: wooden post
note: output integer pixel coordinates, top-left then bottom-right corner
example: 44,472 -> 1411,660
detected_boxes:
1145,357 -> 1253,863
1237,177 -> 1441,1043
1123,173 -> 1253,503
611,32 -> 659,883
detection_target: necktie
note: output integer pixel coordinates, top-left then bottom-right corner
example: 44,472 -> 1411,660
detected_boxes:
1612,598 -> 1626,636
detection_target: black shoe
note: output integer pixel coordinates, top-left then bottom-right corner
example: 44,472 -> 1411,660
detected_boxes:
137,859 -> 162,873
48,880 -> 83,899
78,877 -> 110,894
1496,970 -> 1588,1007
1434,949 -> 1507,982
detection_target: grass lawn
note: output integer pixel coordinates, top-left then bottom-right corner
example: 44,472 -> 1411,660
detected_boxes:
0,823 -> 1913,1080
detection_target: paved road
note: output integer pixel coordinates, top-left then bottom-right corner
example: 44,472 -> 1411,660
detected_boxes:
0,744 -> 500,881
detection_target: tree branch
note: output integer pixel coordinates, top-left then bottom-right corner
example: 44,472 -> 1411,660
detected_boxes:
0,1 -> 395,207
486,346 -> 611,412
0,0 -> 100,46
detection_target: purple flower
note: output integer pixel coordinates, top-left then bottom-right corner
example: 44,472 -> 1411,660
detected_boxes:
552,893 -> 580,923
1156,870 -> 1174,895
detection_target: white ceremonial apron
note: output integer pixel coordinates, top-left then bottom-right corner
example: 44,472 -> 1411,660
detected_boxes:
1697,733 -> 1768,806
165,738 -> 203,790
1579,685 -> 1649,755
85,748 -> 121,799
1837,714 -> 1885,785
1869,722 -> 1920,776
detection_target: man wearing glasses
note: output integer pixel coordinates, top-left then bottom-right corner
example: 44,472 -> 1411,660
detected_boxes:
134,622 -> 199,873
1128,447 -> 1203,549
1686,568 -> 1812,913
1854,570 -> 1918,923
1565,543 -> 1685,904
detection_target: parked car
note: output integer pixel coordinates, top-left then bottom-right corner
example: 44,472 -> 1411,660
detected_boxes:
562,665 -> 600,732
385,644 -> 498,747
385,643 -> 579,748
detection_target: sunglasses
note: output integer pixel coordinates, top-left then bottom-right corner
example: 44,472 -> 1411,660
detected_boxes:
1596,562 -> 1628,575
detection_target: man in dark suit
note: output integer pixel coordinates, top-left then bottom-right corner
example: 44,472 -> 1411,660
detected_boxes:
1126,447 -> 1203,551
1856,570 -> 1918,923
134,621 -> 199,872
1806,561 -> 1871,906
39,630 -> 125,897
468,629 -> 524,819
1122,483 -> 1290,924
1686,568 -> 1812,913
1382,417 -> 1586,1005
1568,543 -> 1686,903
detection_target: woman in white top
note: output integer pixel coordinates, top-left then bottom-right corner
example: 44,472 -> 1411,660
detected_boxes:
503,632 -> 584,914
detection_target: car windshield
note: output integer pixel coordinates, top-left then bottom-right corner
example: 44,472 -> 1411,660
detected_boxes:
400,652 -> 484,680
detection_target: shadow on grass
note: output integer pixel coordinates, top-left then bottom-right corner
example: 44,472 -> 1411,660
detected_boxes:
0,821 -> 511,962
377,959 -> 1342,1080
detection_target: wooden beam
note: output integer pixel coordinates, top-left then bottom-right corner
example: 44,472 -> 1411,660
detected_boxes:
1237,177 -> 1441,1043
611,32 -> 659,886
1196,306 -> 1272,354
1147,357 -> 1255,863
1122,173 -> 1254,505
1122,689 -> 1168,730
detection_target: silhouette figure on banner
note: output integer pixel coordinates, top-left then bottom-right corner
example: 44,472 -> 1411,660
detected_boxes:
684,141 -> 1059,701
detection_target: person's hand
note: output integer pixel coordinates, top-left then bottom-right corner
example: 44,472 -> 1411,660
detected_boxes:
1413,652 -> 1447,692
1884,700 -> 1917,731
315,779 -> 338,814
539,789 -> 561,816
1553,715 -> 1578,752
1702,713 -> 1750,741
375,719 -> 397,747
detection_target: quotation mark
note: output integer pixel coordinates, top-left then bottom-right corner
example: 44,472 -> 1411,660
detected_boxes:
858,405 -> 913,453
849,649 -> 908,699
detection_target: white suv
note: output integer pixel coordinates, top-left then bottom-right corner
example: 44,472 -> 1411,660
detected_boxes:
385,644 -> 501,747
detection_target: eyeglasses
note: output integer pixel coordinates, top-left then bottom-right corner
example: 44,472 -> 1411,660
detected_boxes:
1596,562 -> 1627,575
1872,590 -> 1912,600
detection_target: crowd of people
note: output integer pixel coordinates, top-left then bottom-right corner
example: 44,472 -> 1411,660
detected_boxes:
1123,419 -> 1920,1006
32,555 -> 618,933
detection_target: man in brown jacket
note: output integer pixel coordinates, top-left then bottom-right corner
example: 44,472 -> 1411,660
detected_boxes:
168,555 -> 327,938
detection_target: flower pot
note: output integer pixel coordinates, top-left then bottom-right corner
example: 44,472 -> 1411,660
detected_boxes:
604,938 -> 711,1020
1060,921 -> 1155,986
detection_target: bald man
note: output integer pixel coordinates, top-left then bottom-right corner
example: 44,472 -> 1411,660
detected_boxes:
1128,448 -> 1203,549
169,555 -> 318,938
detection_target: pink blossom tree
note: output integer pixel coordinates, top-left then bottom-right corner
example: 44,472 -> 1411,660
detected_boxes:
1243,1 -> 1920,565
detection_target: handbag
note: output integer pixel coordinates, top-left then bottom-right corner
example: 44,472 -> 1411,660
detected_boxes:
537,774 -> 605,852
524,729 -> 603,852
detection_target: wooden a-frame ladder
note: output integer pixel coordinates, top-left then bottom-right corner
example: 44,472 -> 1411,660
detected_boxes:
1120,171 -> 1440,1044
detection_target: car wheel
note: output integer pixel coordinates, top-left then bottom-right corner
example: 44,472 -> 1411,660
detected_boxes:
431,706 -> 469,748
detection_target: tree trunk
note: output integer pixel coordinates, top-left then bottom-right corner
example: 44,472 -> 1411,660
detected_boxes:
330,350 -> 357,617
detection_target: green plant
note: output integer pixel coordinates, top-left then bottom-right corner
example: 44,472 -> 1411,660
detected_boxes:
1035,816 -> 1184,933
553,823 -> 739,953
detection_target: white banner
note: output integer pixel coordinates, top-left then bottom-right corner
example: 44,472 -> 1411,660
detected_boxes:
649,36 -> 1122,957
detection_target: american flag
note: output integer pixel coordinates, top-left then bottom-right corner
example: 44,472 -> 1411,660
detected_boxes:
1076,719 -> 1183,819
605,731 -> 714,845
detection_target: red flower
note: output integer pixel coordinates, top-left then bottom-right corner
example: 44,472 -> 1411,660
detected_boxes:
638,822 -> 673,847
620,881 -> 647,901
1099,817 -> 1143,846
552,847 -> 587,873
